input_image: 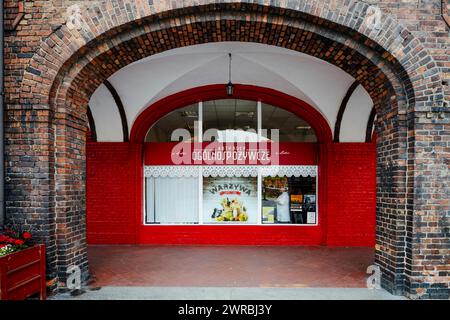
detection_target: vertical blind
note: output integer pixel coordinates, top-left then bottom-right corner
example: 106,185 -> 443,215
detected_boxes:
146,177 -> 199,224
144,166 -> 318,225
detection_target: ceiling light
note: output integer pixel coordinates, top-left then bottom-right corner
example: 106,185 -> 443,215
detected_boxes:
235,111 -> 255,117
226,53 -> 234,96
180,111 -> 198,118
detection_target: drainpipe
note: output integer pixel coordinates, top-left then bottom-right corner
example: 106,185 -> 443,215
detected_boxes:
0,0 -> 4,228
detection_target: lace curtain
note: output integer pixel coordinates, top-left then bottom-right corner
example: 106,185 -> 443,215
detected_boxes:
144,165 -> 317,178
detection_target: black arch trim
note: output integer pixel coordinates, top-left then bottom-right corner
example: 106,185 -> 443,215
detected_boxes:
365,106 -> 377,143
333,80 -> 359,142
87,106 -> 97,142
104,79 -> 129,142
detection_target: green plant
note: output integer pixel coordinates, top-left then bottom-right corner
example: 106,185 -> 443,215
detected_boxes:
0,228 -> 33,257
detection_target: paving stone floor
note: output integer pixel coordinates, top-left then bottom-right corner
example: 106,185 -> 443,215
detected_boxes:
88,245 -> 374,288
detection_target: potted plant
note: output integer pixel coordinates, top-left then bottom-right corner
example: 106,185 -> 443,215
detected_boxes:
0,228 -> 46,300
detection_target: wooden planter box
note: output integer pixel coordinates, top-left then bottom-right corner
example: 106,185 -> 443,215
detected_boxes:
0,244 -> 46,300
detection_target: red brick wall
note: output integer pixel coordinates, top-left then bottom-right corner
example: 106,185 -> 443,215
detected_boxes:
326,143 -> 376,246
137,226 -> 323,246
87,141 -> 376,246
86,142 -> 136,244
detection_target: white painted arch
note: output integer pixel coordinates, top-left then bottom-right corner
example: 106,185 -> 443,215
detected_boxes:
89,42 -> 374,142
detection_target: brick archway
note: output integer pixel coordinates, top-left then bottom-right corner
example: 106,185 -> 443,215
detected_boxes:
6,1 -> 448,298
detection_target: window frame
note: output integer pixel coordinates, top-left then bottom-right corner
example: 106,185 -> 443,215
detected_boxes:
143,99 -> 319,226
143,165 -> 318,227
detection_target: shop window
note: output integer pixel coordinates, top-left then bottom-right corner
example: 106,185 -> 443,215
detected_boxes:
203,99 -> 257,142
261,103 -> 317,142
143,97 -> 319,226
145,176 -> 199,224
145,104 -> 198,142
203,176 -> 258,224
144,166 -> 317,226
262,176 -> 316,224
145,100 -> 317,143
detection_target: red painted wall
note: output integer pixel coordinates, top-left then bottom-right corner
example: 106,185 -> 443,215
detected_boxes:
137,225 -> 322,245
86,85 -> 374,246
86,142 -> 136,244
86,141 -> 376,246
326,142 -> 376,246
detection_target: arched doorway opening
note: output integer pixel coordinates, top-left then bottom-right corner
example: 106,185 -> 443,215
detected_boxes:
85,83 -> 377,288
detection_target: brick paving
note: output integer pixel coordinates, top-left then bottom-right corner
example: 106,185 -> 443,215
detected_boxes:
88,245 -> 374,288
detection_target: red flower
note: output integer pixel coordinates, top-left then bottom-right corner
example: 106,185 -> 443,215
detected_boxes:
14,239 -> 24,246
22,232 -> 32,240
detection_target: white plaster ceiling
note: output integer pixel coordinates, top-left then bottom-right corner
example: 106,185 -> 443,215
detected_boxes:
340,84 -> 374,142
89,83 -> 124,142
89,42 -> 374,142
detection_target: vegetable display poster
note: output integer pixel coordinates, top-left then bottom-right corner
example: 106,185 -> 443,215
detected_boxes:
203,177 -> 257,223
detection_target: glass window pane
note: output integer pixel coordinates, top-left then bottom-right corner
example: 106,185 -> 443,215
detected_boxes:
145,104 -> 198,142
203,99 -> 257,142
261,103 -> 317,142
203,176 -> 258,224
262,175 -> 316,224
145,177 -> 156,223
145,176 -> 199,224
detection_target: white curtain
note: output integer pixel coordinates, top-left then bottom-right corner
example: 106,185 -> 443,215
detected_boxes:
146,177 -> 199,224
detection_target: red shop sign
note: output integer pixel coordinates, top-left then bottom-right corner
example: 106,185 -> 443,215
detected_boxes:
144,142 -> 318,166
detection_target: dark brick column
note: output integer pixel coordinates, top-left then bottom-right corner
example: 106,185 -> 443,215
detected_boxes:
407,108 -> 450,299
52,101 -> 90,285
4,108 -> 59,284
4,107 -> 90,287
375,99 -> 410,295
